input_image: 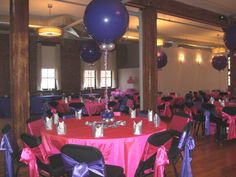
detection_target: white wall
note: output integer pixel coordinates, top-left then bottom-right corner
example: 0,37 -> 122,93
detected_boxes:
158,46 -> 228,95
117,46 -> 228,95
118,68 -> 139,90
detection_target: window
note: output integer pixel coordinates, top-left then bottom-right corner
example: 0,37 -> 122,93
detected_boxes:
41,68 -> 56,90
84,70 -> 96,88
100,70 -> 112,87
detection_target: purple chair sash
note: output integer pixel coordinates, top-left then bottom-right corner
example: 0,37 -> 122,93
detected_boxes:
180,136 -> 195,177
204,110 -> 210,135
0,133 -> 14,177
61,153 -> 105,177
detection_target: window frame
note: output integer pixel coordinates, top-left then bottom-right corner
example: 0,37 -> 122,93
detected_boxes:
100,70 -> 112,88
83,70 -> 96,89
41,68 -> 56,90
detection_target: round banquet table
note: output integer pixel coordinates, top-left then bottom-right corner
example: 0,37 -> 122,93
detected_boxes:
41,116 -> 167,177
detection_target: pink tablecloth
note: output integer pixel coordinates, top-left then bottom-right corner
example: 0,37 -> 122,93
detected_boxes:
41,116 -> 167,177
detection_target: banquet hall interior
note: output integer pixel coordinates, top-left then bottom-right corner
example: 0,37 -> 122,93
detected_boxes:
1,0 -> 236,177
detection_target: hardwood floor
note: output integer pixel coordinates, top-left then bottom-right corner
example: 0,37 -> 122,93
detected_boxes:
165,136 -> 236,177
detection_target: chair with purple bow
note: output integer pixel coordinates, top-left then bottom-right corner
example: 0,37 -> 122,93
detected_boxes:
69,102 -> 88,117
167,121 -> 195,177
20,133 -> 66,177
61,144 -> 125,177
135,119 -> 194,177
1,124 -> 25,177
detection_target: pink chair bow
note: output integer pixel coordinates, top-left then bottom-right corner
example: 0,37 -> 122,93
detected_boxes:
163,102 -> 172,118
141,143 -> 170,177
20,147 -> 39,177
154,146 -> 169,177
221,112 -> 236,140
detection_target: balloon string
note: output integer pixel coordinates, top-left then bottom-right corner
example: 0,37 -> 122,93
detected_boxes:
104,49 -> 108,111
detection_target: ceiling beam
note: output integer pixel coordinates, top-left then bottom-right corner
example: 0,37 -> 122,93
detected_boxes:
126,0 -> 236,28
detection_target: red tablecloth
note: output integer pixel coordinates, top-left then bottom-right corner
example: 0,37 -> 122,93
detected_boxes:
41,116 -> 167,177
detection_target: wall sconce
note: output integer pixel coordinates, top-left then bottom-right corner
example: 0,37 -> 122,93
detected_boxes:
196,54 -> 202,64
157,39 -> 164,46
178,53 -> 185,64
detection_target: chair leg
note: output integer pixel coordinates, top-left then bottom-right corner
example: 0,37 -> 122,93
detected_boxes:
171,161 -> 179,177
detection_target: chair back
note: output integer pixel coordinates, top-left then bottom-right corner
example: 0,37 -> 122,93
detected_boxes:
61,144 -> 104,163
26,117 -> 44,137
20,133 -> 49,164
168,112 -> 191,135
135,130 -> 173,177
69,102 -> 85,110
61,144 -> 105,177
222,106 -> 236,115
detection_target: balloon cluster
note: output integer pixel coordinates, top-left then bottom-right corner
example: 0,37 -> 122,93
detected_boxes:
157,51 -> 168,69
84,0 -> 129,46
80,41 -> 101,63
211,55 -> 228,71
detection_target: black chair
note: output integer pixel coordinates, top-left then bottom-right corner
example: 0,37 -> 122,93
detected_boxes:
61,144 -> 125,177
167,121 -> 193,177
135,120 -> 193,177
1,124 -> 25,177
69,102 -> 89,116
194,103 -> 220,139
20,133 -> 66,177
135,130 -> 173,177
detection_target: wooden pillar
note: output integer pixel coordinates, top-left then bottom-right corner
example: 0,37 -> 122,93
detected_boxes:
141,6 -> 157,111
229,51 -> 236,95
10,0 -> 30,140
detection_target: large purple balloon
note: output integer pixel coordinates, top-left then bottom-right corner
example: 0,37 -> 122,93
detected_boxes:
211,55 -> 228,71
80,41 -> 102,63
157,51 -> 168,69
224,26 -> 236,51
84,0 -> 129,44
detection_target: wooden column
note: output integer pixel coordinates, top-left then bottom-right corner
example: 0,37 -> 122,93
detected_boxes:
10,0 -> 30,140
141,7 -> 157,111
229,51 -> 236,95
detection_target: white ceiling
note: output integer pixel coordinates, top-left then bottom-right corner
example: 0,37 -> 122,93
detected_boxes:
0,0 -> 235,48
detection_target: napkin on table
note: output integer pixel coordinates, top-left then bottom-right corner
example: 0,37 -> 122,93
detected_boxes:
130,108 -> 136,118
54,113 -> 59,125
75,109 -> 82,120
153,113 -> 161,127
93,123 -> 104,138
148,110 -> 153,122
45,116 -> 53,130
133,120 -> 142,135
57,118 -> 66,135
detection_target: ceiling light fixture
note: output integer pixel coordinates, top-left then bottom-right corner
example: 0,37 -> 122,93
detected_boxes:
212,34 -> 226,55
38,4 -> 62,37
